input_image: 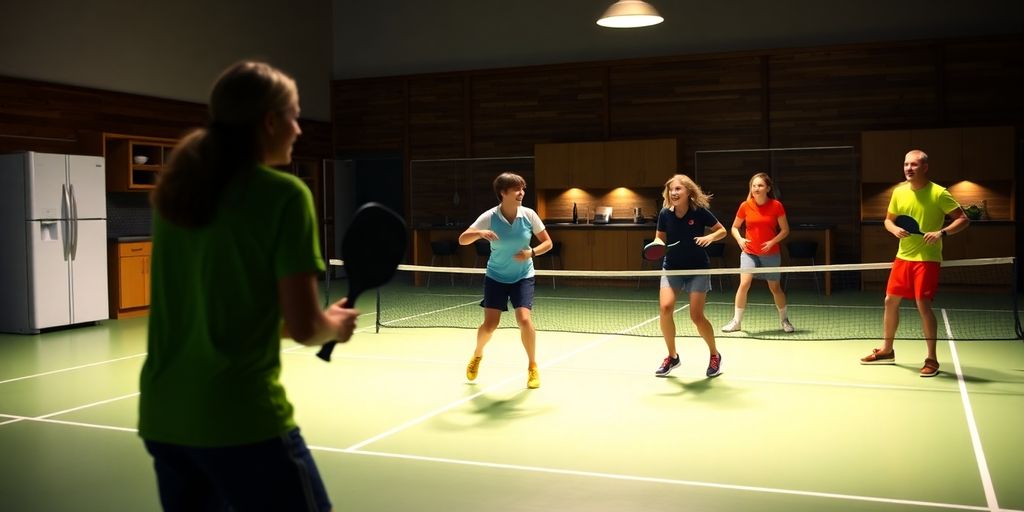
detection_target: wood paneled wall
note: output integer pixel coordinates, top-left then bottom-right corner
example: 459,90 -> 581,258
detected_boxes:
332,35 -> 1024,264
0,76 -> 333,159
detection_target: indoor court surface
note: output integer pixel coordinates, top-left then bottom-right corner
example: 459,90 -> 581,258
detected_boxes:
2,286 -> 1023,511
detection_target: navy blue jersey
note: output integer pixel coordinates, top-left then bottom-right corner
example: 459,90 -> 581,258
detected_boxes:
656,207 -> 720,270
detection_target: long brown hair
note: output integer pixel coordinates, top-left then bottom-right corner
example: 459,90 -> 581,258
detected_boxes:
748,172 -> 777,200
152,61 -> 298,228
662,174 -> 712,210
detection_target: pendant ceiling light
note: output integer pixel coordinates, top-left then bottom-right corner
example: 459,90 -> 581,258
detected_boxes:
597,0 -> 664,28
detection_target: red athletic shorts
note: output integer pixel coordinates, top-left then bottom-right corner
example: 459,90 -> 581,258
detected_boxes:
886,258 -> 940,300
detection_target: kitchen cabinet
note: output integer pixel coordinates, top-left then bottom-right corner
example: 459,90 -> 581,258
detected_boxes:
534,143 -> 571,189
604,141 -> 640,186
109,240 -> 152,318
105,134 -> 177,192
909,128 -> 962,183
569,142 -> 606,188
630,139 -> 679,187
861,126 -> 1014,184
962,126 -> 1014,181
536,138 -> 676,190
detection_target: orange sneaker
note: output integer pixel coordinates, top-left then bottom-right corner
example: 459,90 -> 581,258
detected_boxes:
920,358 -> 940,378
860,348 -> 895,365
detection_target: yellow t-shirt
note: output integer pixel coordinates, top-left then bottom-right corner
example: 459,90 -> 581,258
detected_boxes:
887,181 -> 961,262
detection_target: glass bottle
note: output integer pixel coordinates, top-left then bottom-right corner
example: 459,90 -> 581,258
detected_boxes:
572,202 -> 578,224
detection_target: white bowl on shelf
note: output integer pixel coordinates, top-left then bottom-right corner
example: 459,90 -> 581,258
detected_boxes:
133,155 -> 149,165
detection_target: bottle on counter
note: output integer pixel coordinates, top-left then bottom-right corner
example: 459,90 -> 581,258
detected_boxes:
572,202 -> 578,224
981,199 -> 989,220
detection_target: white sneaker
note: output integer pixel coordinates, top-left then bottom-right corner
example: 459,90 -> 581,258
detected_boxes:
781,319 -> 795,333
721,319 -> 741,332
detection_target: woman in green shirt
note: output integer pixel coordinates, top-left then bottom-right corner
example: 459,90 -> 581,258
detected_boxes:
139,61 -> 358,511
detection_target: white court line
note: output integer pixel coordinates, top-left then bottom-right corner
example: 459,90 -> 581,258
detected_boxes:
308,448 -> 1016,512
344,305 -> 685,452
943,309 -> 1000,512
0,353 -> 147,385
0,392 -> 139,428
0,414 -> 137,433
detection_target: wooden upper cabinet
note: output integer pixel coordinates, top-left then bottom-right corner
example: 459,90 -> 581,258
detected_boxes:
639,138 -> 677,188
534,143 -> 571,189
861,130 -> 911,183
910,128 -> 962,184
540,138 -> 676,189
861,127 -> 1015,184
962,126 -> 1014,181
604,140 -> 643,187
570,142 -> 606,188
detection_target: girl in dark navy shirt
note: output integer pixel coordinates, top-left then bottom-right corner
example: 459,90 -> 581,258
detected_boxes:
653,174 -> 727,378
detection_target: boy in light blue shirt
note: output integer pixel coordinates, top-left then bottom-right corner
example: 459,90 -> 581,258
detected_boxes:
459,172 -> 552,388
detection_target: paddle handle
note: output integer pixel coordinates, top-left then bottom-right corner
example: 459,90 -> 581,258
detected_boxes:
315,289 -> 362,362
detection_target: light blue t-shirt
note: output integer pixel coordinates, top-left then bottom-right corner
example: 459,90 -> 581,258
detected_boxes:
470,206 -> 545,283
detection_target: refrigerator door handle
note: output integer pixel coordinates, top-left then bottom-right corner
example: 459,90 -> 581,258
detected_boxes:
69,184 -> 79,259
62,184 -> 71,260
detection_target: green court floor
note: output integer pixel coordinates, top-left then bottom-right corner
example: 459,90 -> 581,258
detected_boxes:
1,308 -> 1023,511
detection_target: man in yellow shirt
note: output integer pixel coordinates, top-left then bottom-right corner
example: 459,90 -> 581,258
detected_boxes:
860,150 -> 969,377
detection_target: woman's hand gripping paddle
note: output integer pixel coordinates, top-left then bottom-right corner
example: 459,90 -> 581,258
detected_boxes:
642,239 -> 680,261
316,203 -> 406,362
893,215 -> 924,235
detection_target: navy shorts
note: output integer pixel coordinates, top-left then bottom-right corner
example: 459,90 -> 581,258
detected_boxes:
143,427 -> 330,512
480,276 -> 535,311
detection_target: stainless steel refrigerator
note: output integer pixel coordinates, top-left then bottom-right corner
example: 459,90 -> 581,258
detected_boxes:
0,152 -> 109,334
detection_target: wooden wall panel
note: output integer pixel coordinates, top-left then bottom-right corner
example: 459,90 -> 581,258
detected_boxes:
944,38 -> 1024,124
408,76 -> 466,159
294,119 -> 333,159
0,76 -> 204,155
608,56 -> 765,168
0,76 -> 332,160
768,44 -> 939,148
408,157 -> 534,228
469,68 -> 606,157
332,78 -> 405,151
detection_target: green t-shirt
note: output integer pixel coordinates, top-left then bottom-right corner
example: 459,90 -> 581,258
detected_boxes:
138,165 -> 324,447
887,181 -> 961,262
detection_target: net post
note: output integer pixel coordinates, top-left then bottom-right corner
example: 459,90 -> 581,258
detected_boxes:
323,260 -> 331,309
376,288 -> 382,334
1013,258 -> 1023,340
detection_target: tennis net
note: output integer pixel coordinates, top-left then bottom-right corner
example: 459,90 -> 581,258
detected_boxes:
327,257 -> 1022,341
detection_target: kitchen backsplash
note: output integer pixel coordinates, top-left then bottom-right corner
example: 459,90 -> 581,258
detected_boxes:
106,192 -> 153,237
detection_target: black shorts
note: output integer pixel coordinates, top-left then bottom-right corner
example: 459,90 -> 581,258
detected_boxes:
480,276 -> 535,311
143,428 -> 330,511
